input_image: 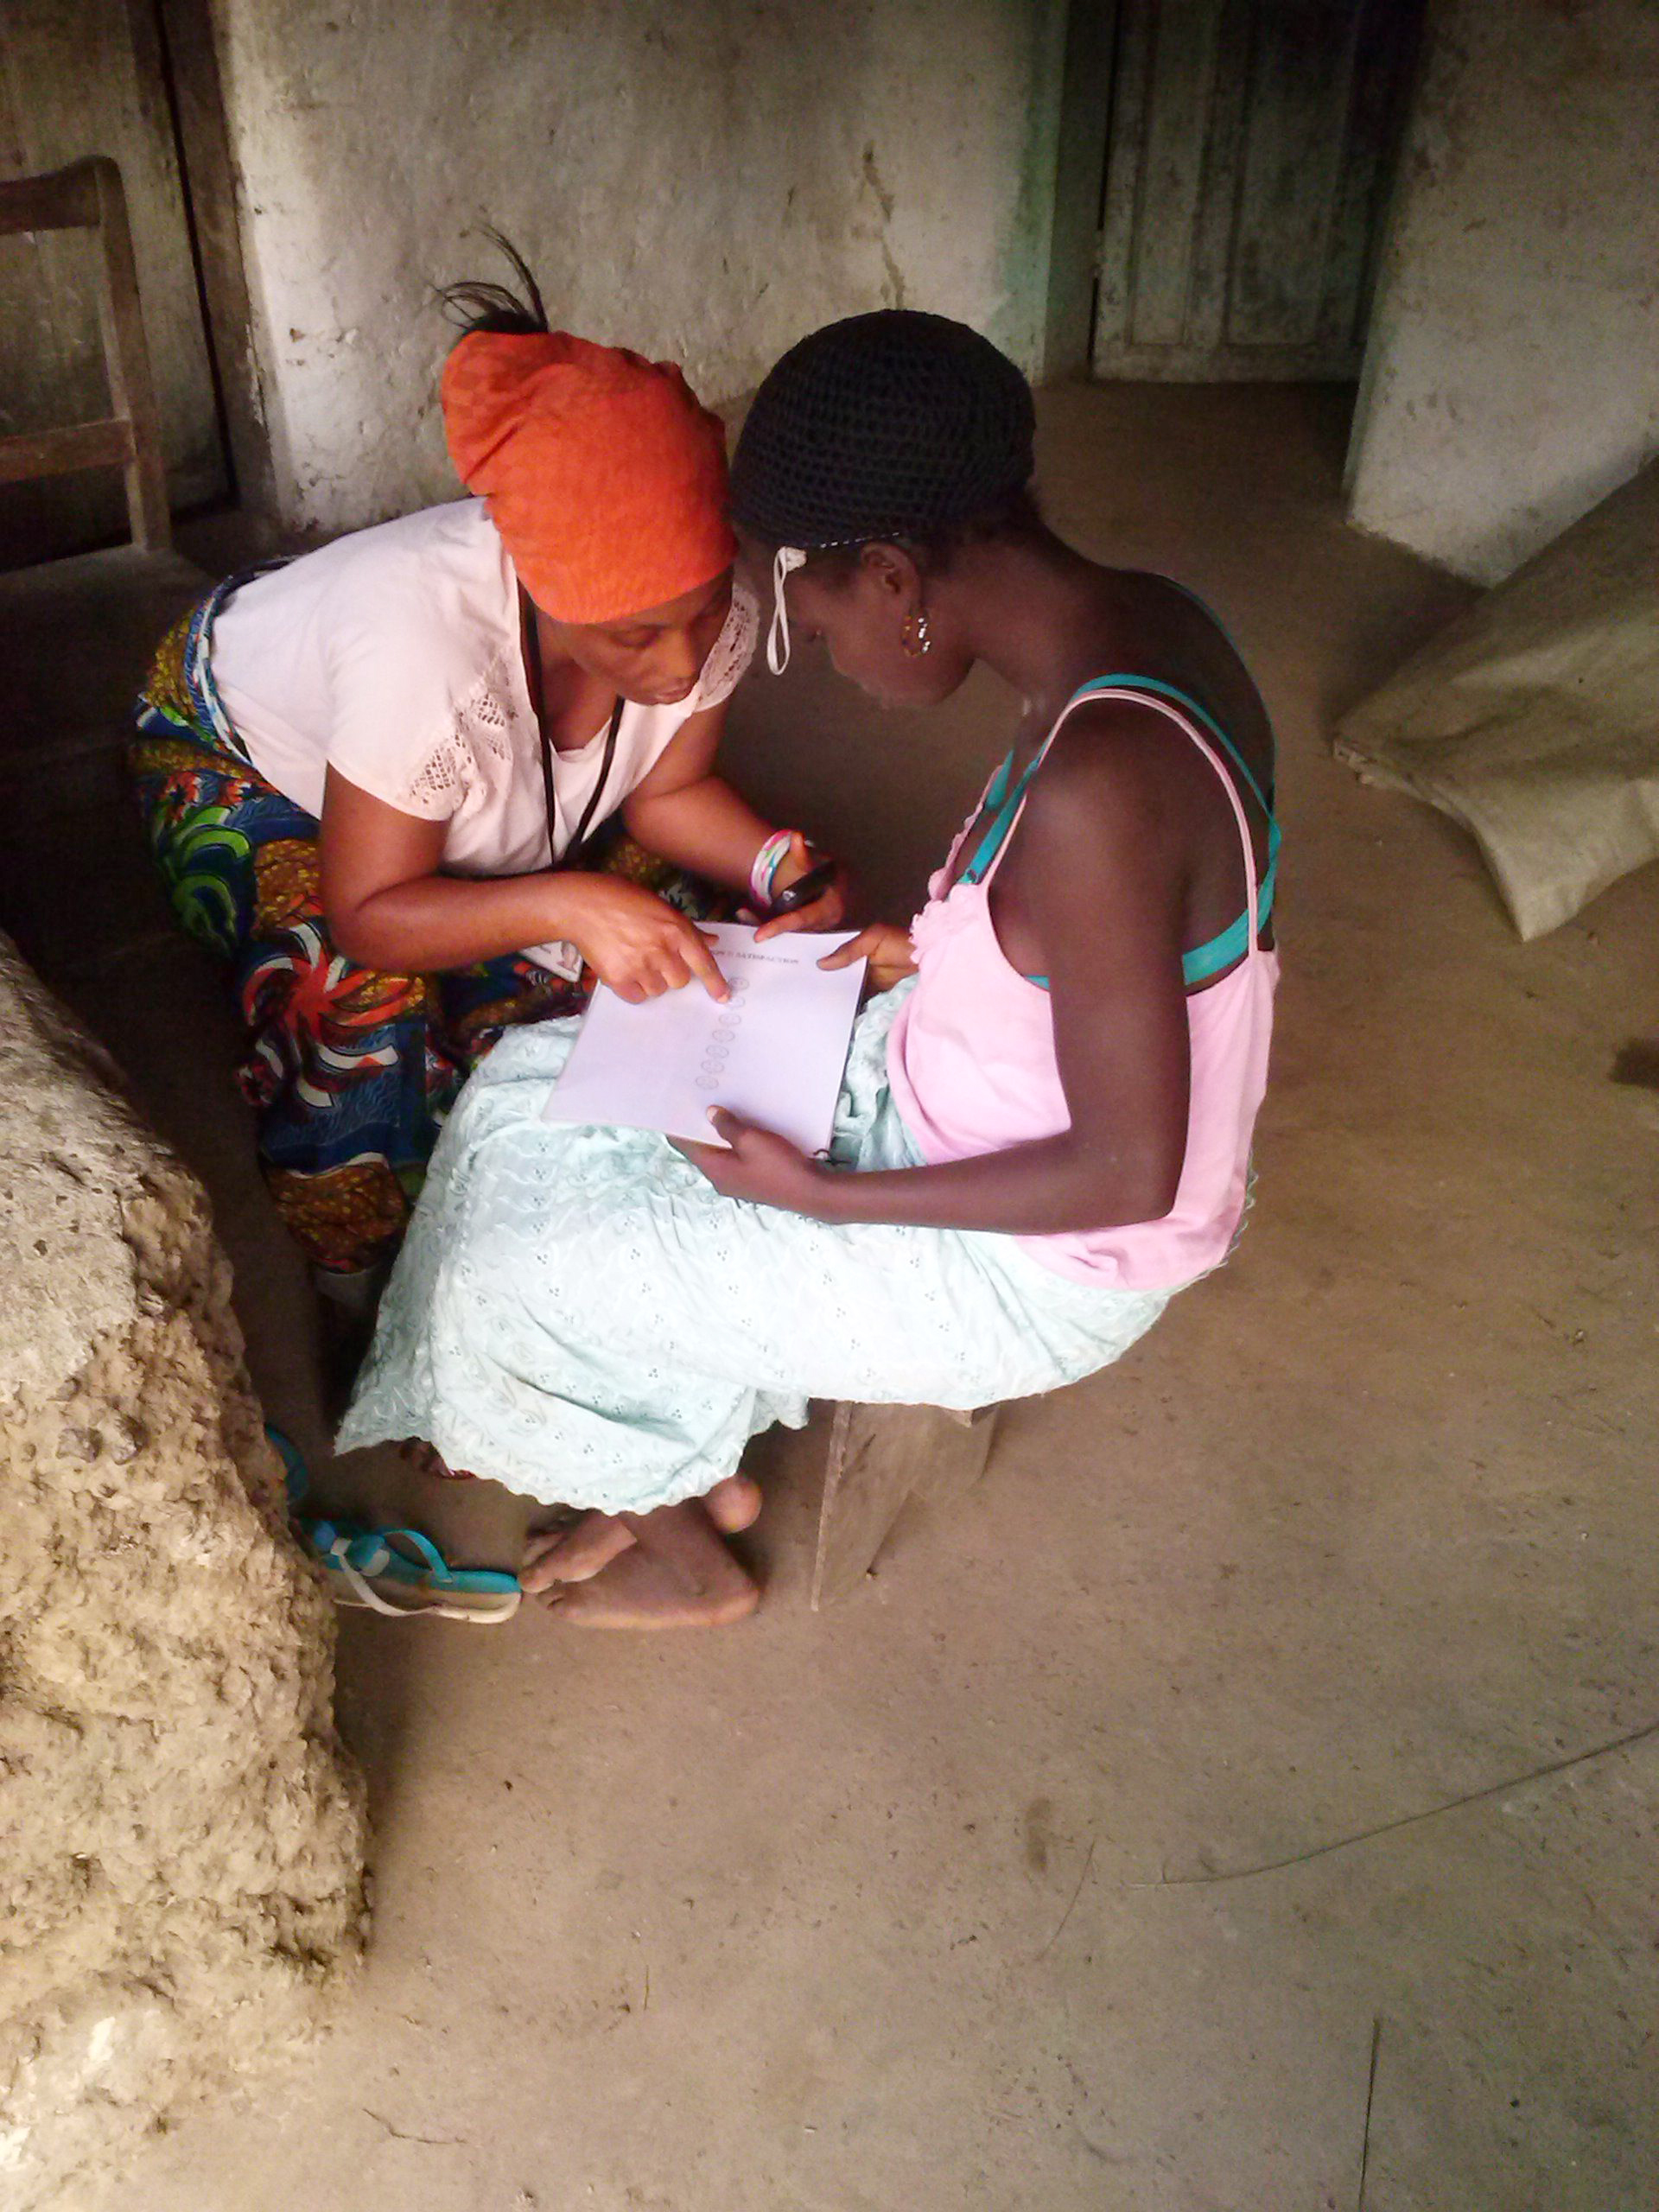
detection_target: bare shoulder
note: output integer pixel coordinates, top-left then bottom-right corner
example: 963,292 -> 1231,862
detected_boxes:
1017,702 -> 1185,855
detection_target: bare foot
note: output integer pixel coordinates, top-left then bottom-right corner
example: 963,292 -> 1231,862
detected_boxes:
522,1474 -> 760,1594
522,1509 -> 637,1592
530,1480 -> 763,1629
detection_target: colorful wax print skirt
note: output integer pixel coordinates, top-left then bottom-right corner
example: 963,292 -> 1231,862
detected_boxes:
130,570 -> 721,1274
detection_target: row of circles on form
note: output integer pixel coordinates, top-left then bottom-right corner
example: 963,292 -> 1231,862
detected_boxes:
697,971 -> 749,1090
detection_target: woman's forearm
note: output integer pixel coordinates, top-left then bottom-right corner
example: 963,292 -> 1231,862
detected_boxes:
622,774 -> 772,893
329,868 -> 598,973
814,1131 -> 1180,1237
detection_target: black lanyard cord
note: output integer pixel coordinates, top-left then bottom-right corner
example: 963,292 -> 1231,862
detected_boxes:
522,588 -> 624,870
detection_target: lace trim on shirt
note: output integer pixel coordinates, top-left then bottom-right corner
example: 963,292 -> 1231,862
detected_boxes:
692,582 -> 759,712
392,588 -> 754,817
396,644 -> 521,816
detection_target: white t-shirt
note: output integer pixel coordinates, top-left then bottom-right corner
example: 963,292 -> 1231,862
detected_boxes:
210,499 -> 757,882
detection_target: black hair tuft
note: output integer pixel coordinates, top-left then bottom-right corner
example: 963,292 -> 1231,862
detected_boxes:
436,227 -> 550,339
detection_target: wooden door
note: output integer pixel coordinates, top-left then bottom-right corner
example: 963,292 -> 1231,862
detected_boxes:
0,0 -> 225,563
1091,0 -> 1421,382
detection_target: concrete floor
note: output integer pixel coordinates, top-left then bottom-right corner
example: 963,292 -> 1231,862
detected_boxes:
5,383 -> 1656,2210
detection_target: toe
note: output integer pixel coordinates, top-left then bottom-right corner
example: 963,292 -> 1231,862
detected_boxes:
703,1474 -> 763,1535
522,1510 -> 637,1592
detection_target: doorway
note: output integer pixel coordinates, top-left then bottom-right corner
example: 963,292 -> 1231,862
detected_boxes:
1053,0 -> 1423,391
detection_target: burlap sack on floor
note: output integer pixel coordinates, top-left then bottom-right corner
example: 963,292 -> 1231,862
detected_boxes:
1336,461 -> 1659,939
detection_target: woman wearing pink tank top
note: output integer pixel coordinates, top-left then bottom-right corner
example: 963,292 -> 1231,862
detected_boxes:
713,310 -> 1279,1290
340,310 -> 1279,1628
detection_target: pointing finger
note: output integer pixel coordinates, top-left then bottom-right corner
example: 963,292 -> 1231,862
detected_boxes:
683,926 -> 730,1001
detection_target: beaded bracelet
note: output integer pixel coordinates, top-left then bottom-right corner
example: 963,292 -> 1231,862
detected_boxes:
749,829 -> 798,910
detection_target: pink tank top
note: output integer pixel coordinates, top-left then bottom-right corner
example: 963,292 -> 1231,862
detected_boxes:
886,683 -> 1279,1291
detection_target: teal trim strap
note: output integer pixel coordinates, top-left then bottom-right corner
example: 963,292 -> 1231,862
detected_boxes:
959,750 -> 1023,885
1178,833 -> 1279,986
1026,821 -> 1278,991
1007,673 -> 1281,990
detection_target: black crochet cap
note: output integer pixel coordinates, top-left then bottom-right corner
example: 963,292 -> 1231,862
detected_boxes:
730,309 -> 1035,549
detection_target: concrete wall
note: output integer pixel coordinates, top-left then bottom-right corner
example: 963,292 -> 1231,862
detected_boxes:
207,0 -> 1065,536
1346,0 -> 1659,585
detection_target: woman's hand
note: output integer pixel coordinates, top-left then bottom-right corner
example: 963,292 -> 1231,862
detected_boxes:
818,923 -> 917,994
673,1109 -> 838,1215
753,832 -> 852,940
563,876 -> 729,1003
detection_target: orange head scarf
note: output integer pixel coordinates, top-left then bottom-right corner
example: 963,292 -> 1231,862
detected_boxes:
441,329 -> 735,625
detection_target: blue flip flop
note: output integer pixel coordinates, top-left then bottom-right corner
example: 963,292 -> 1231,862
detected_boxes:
305,1518 -> 523,1623
265,1424 -> 311,1511
268,1427 -> 520,1623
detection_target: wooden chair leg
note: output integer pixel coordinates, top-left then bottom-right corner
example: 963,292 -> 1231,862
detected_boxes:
0,157 -> 171,552
91,157 -> 170,553
810,1402 -> 1001,1611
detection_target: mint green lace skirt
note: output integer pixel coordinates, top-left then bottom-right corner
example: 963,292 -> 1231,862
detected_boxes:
337,983 -> 1174,1512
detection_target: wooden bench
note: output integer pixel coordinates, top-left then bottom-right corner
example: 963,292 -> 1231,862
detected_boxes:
811,1402 -> 1001,1609
0,156 -> 170,553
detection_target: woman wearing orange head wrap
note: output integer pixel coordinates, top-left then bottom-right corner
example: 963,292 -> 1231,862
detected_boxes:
130,244 -> 844,1361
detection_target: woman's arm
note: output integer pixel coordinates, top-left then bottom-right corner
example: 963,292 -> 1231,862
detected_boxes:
683,737 -> 1193,1231
319,769 -> 728,1001
621,705 -> 768,887
621,706 -> 849,931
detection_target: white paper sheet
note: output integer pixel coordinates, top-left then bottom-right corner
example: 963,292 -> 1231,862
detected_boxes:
541,923 -> 868,1154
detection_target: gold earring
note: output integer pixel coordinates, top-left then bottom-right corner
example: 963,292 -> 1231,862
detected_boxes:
903,609 -> 932,658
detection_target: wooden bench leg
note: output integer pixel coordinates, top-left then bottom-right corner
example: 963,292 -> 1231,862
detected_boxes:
810,1402 -> 1001,1611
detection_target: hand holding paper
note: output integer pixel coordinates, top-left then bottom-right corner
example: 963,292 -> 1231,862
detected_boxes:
671,1105 -> 840,1215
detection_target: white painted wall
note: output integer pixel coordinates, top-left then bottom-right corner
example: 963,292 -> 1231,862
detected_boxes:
208,0 -> 1065,535
1347,0 -> 1659,584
